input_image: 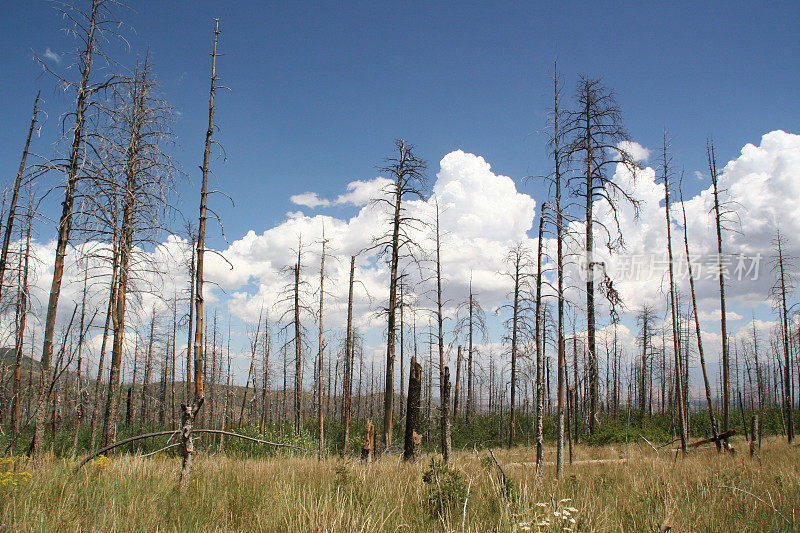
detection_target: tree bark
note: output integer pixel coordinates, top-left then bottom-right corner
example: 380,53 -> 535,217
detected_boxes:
403,357 -> 422,461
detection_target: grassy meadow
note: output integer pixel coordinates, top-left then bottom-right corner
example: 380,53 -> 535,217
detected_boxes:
0,436 -> 797,532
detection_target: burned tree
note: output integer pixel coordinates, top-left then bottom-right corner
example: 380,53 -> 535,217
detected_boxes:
33,0 -> 124,459
370,139 -> 426,452
679,182 -> 721,450
770,230 -> 795,443
564,76 -> 639,434
500,242 -> 534,448
342,255 -> 356,453
454,275 -> 486,424
100,57 -> 179,447
182,18 -> 221,485
660,133 -> 688,452
707,141 -> 732,444
0,93 -> 40,304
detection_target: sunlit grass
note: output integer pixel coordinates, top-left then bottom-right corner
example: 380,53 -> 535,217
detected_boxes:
0,437 -> 796,531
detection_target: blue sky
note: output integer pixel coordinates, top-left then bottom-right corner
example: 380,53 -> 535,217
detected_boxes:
2,1 -> 799,246
1,1 -> 800,390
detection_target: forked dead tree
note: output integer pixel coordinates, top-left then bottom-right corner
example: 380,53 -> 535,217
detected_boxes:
679,181 -> 721,450
660,133 -> 688,453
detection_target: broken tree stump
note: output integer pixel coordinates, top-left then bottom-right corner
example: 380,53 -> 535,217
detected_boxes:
361,420 -> 375,463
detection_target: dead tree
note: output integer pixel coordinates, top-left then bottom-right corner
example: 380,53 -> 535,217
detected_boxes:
679,182 -> 720,449
708,141 -> 731,444
341,255 -> 356,453
316,233 -> 329,459
259,312 -> 271,433
564,76 -> 639,434
101,57 -> 178,446
453,345 -> 462,419
182,19 -> 221,485
432,199 -> 452,462
636,306 -> 655,420
403,357 -> 423,461
370,139 -> 426,452
9,194 -> 33,452
33,0 -> 122,459
500,243 -> 534,448
455,276 -> 486,424
660,133 -> 688,453
533,204 -> 547,470
0,92 -> 40,304
240,309 -> 263,425
771,229 -> 795,443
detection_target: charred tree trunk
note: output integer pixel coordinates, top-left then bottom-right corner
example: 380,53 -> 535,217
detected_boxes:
403,357 -> 422,462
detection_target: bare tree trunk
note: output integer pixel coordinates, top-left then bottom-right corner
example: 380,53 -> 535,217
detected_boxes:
434,200 -> 451,462
453,345 -> 462,419
552,65 -> 567,476
259,312 -> 270,434
0,92 -> 39,303
379,140 -> 425,453
399,284 -> 405,420
140,309 -> 156,427
102,61 -> 153,447
72,269 -> 90,456
342,255 -> 355,454
90,240 -> 117,450
316,236 -> 327,459
534,205 -> 546,470
185,239 -> 195,405
182,18 -> 219,486
240,311 -> 262,425
403,358 -> 422,461
679,185 -> 720,450
10,203 -> 32,452
661,135 -> 687,453
466,284 -> 474,423
775,230 -> 795,443
508,252 -> 521,449
708,142 -> 731,445
293,243 -> 303,435
33,0 -> 100,459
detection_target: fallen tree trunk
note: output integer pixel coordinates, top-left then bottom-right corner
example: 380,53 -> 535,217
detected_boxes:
689,429 -> 736,448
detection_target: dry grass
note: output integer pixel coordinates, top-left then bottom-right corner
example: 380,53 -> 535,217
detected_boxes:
0,437 -> 797,531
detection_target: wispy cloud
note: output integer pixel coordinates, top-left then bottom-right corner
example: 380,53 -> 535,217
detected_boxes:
290,192 -> 330,208
43,47 -> 61,63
